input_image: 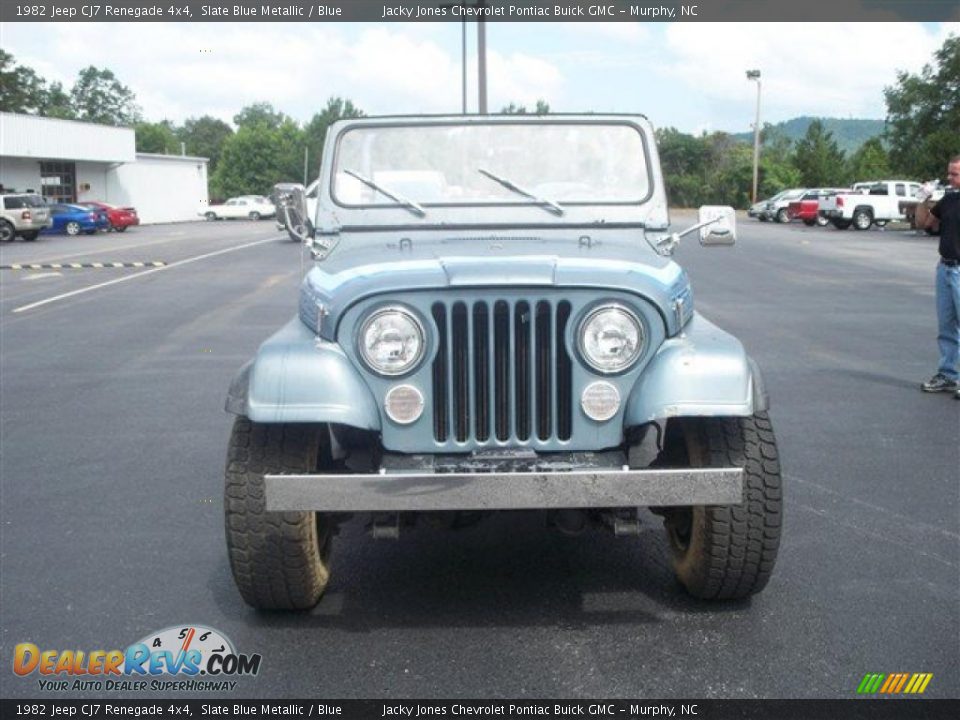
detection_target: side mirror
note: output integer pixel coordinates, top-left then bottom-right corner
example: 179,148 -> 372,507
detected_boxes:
697,205 -> 736,246
272,183 -> 312,243
653,205 -> 737,255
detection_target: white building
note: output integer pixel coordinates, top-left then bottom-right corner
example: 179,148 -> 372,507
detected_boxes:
0,112 -> 208,224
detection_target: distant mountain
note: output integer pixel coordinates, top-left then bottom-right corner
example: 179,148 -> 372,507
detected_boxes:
732,116 -> 886,155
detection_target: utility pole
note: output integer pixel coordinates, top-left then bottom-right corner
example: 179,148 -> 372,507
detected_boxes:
443,1 -> 487,114
477,0 -> 487,114
746,69 -> 762,203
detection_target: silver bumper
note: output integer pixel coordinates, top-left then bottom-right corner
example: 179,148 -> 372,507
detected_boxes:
265,467 -> 743,512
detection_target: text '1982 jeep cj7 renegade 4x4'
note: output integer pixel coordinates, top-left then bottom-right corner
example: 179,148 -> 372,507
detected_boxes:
224,115 -> 782,610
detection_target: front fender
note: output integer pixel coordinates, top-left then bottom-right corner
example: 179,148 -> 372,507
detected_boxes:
624,313 -> 768,425
225,318 -> 381,429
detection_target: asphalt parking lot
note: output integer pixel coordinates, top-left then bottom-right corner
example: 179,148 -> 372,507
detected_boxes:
0,216 -> 957,700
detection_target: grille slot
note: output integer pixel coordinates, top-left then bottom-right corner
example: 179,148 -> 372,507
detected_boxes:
432,298 -> 572,446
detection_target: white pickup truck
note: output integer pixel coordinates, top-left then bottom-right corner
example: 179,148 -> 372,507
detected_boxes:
820,180 -> 922,230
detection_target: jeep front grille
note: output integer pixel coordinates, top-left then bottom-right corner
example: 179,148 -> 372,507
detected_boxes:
431,299 -> 573,445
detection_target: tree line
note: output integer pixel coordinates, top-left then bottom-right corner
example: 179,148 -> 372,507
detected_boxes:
1,35 -> 956,206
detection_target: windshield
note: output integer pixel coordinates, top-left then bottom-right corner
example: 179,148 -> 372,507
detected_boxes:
4,195 -> 46,209
332,122 -> 651,207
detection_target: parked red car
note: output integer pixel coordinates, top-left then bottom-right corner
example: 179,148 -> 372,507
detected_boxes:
79,201 -> 140,232
787,189 -> 849,227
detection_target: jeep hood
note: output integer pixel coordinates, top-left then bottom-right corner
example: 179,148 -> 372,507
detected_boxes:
300,230 -> 690,340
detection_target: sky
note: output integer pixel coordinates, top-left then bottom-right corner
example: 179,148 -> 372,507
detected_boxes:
2,21 -> 957,134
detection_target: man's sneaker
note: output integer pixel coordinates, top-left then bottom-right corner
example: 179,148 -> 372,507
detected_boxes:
922,373 -> 958,392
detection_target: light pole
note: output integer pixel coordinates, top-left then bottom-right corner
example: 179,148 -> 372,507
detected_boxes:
461,20 -> 467,114
477,0 -> 487,113
443,1 -> 488,114
746,69 -> 762,204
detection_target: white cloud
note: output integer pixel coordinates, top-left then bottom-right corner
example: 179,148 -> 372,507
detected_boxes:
558,21 -> 651,43
2,22 -> 564,122
661,22 -> 959,122
480,50 -> 564,110
2,20 -> 955,132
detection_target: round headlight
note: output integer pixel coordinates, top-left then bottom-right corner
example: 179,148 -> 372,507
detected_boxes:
578,304 -> 644,374
359,308 -> 425,376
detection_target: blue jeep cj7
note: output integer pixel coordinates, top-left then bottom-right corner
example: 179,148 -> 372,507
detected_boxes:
224,115 -> 781,609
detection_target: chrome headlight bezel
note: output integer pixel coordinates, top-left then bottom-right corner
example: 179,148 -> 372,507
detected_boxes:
577,303 -> 645,375
357,306 -> 426,377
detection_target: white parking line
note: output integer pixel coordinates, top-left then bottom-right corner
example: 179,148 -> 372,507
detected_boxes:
12,237 -> 278,314
0,228 -> 268,265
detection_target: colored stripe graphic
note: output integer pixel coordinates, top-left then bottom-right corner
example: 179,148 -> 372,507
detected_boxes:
858,672 -> 932,694
1,262 -> 166,270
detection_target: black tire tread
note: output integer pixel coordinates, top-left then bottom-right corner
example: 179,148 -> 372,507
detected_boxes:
670,412 -> 782,600
224,417 -> 330,610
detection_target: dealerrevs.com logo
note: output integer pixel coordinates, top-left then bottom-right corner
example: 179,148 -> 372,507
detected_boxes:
13,624 -> 261,692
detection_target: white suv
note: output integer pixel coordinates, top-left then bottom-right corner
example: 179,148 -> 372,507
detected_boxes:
1,193 -> 52,242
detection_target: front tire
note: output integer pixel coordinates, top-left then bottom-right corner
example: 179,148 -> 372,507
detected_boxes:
224,418 -> 334,610
0,221 -> 14,242
664,413 -> 782,600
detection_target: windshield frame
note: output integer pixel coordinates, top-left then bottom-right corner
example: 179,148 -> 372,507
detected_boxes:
328,117 -> 656,212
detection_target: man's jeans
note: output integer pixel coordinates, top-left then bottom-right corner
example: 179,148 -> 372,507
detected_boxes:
936,261 -> 960,381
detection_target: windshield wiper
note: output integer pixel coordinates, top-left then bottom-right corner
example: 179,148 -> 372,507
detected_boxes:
477,168 -> 564,216
343,168 -> 426,217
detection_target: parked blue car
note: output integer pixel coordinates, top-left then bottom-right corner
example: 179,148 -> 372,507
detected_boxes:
42,203 -> 110,236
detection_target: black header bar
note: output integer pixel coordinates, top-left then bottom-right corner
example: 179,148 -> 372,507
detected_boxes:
2,699 -> 960,720
1,0 -> 958,23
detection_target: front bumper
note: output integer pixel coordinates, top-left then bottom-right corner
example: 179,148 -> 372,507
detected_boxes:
265,467 -> 744,512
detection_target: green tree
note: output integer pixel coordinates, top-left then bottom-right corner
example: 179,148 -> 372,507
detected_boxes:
500,99 -> 551,115
0,50 -> 48,114
69,66 -> 140,125
847,137 -> 891,183
233,102 -> 287,130
211,121 -> 306,199
884,35 -> 960,179
304,97 -> 365,181
758,125 -> 801,198
178,115 -> 233,173
656,127 -> 709,207
274,118 -> 309,185
135,121 -> 180,154
706,134 -> 755,207
38,81 -> 74,119
792,120 -> 847,187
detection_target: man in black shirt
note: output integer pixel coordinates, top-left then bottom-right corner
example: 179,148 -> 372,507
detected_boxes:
922,154 -> 960,398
